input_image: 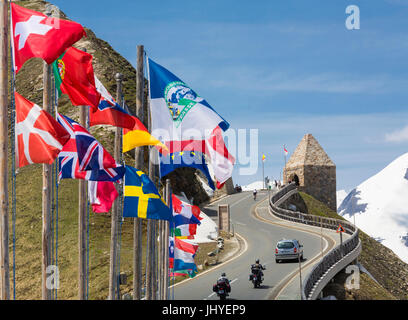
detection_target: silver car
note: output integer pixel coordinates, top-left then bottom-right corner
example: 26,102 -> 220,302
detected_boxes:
275,239 -> 304,263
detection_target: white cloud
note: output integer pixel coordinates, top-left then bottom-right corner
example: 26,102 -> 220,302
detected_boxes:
385,125 -> 408,142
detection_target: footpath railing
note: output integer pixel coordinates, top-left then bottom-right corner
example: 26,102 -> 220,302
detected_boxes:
269,183 -> 362,300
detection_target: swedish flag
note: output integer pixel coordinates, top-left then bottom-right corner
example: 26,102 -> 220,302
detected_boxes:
123,166 -> 172,220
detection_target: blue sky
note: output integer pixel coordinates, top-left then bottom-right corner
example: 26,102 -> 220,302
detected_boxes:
51,0 -> 408,192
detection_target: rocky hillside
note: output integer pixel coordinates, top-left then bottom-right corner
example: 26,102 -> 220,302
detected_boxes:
8,0 -> 215,299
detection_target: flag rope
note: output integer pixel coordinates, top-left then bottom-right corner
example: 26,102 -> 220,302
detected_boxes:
10,49 -> 17,301
9,0 -> 17,298
54,72 -> 60,300
86,198 -> 90,300
86,106 -> 90,300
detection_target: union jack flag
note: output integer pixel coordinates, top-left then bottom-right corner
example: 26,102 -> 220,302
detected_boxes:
57,113 -> 125,181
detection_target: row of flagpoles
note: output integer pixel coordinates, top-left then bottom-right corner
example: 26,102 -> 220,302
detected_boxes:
0,1 -> 235,300
261,145 -> 289,188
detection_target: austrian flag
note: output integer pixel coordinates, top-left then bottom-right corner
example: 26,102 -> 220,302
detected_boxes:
15,92 -> 70,168
11,3 -> 86,73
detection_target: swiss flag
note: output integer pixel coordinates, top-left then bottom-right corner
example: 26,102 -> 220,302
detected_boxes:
15,92 -> 70,168
11,3 -> 86,73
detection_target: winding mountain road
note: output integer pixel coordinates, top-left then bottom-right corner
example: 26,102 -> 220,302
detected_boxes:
171,191 -> 346,300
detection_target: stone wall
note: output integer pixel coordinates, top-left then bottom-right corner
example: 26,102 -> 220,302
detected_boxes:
283,166 -> 305,186
301,165 -> 337,211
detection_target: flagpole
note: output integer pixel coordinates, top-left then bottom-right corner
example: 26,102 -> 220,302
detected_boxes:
284,145 -> 287,184
133,45 -> 144,300
41,8 -> 55,299
159,180 -> 170,300
42,65 -> 53,301
262,156 -> 265,190
109,73 -> 124,300
0,0 -> 9,300
74,45 -> 89,300
163,179 -> 171,299
78,104 -> 87,300
146,73 -> 156,300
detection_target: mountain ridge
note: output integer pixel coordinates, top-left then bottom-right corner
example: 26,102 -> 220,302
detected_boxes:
339,152 -> 408,264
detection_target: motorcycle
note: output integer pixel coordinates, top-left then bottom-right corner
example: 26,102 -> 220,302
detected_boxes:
253,192 -> 257,200
213,280 -> 231,300
249,266 -> 265,288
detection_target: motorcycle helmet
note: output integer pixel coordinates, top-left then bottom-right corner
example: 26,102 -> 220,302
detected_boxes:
255,259 -> 260,264
221,272 -> 226,277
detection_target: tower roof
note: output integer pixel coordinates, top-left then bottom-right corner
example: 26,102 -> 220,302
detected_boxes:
286,134 -> 335,167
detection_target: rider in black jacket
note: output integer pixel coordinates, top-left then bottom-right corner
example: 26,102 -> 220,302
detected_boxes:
251,259 -> 265,280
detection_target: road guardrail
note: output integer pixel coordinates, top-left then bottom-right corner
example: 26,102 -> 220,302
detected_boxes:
269,183 -> 361,300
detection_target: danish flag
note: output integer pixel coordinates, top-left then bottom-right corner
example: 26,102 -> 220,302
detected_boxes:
57,113 -> 125,182
11,3 -> 86,73
15,92 -> 70,168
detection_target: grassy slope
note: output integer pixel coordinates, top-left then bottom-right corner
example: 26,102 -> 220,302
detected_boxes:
299,191 -> 408,300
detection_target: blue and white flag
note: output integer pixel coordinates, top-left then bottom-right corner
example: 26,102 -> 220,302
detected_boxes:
147,57 -> 229,144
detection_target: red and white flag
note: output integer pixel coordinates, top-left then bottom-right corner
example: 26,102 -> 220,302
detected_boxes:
15,92 -> 70,168
205,126 -> 235,188
11,3 -> 86,73
284,145 -> 288,156
88,181 -> 118,213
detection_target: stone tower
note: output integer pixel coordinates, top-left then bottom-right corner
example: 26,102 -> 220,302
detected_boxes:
283,134 -> 336,211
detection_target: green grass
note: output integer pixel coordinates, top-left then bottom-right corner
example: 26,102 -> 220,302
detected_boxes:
299,192 -> 344,220
11,163 -> 147,299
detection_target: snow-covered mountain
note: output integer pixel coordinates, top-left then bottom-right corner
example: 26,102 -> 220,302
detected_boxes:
241,180 -> 278,191
337,190 -> 348,210
338,153 -> 408,263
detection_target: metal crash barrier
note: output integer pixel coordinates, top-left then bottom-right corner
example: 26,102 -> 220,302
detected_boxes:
269,183 -> 362,300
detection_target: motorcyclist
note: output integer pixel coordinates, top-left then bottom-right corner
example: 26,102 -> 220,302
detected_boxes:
251,259 -> 265,281
212,272 -> 231,299
253,189 -> 257,200
218,272 -> 230,286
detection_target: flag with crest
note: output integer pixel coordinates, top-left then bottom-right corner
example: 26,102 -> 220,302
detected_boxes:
53,47 -> 101,110
148,58 -> 234,187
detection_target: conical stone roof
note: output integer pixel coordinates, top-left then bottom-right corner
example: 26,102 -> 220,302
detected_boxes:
286,134 -> 335,167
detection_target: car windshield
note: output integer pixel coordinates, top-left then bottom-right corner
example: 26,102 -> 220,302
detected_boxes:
277,241 -> 295,249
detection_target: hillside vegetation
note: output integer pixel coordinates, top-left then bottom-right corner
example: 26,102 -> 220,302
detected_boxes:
299,192 -> 408,300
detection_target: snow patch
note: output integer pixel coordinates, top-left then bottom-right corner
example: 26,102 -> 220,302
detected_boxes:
241,180 -> 277,191
339,152 -> 408,263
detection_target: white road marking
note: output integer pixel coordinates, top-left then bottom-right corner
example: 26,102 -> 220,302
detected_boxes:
231,194 -> 255,208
